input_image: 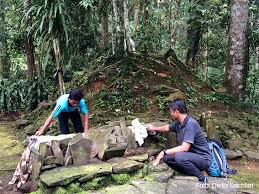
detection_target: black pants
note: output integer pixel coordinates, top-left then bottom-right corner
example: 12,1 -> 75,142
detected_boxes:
58,110 -> 84,134
163,152 -> 211,181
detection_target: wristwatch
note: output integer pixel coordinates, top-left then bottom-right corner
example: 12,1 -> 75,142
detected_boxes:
163,149 -> 167,155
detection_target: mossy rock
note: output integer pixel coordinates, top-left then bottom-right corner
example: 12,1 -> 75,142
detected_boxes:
40,162 -> 112,187
165,90 -> 187,102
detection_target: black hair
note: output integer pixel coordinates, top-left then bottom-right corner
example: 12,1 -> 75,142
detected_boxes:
69,89 -> 83,101
169,99 -> 188,114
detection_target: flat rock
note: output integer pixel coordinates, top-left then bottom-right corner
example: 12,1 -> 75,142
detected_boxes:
131,180 -> 167,194
243,151 -> 259,161
105,144 -> 127,160
24,124 -> 37,135
15,119 -> 30,129
167,179 -> 208,194
105,184 -> 143,194
44,156 -> 63,166
107,157 -> 143,173
147,148 -> 162,156
207,177 -> 238,194
69,138 -> 97,165
225,149 -> 243,160
148,162 -> 169,173
40,163 -> 112,187
149,169 -> 174,182
127,154 -> 149,162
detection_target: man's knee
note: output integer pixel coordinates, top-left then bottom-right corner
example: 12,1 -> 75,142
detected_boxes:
174,152 -> 188,163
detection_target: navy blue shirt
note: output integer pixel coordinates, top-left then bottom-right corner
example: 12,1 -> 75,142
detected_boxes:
169,115 -> 212,161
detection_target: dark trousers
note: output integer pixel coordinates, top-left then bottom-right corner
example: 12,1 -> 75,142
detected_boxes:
58,110 -> 84,134
163,152 -> 211,181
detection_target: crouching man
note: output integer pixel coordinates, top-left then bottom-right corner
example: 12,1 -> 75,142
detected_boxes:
147,99 -> 212,183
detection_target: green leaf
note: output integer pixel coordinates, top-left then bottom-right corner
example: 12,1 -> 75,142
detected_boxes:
49,3 -> 54,19
48,18 -> 54,34
61,14 -> 69,46
39,13 -> 48,33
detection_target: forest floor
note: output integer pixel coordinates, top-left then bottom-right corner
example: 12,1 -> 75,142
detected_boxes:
0,122 -> 23,194
0,122 -> 259,193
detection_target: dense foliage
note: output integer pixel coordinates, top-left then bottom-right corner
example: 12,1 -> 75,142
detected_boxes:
0,0 -> 258,112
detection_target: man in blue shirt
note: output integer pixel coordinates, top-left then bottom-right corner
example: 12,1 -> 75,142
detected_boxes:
35,89 -> 89,136
147,99 -> 211,183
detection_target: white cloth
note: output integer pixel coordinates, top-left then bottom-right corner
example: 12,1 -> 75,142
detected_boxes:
129,118 -> 148,146
28,134 -> 77,150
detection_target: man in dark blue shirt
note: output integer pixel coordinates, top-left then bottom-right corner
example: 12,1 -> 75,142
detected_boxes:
147,99 -> 211,183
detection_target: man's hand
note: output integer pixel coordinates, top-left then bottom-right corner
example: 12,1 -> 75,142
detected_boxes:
153,151 -> 164,166
146,124 -> 156,131
35,127 -> 44,136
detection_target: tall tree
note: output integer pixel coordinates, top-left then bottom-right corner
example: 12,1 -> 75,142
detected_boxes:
0,0 -> 10,79
124,0 -> 132,52
169,0 -> 181,48
100,0 -> 109,49
224,0 -> 249,100
112,0 -> 124,55
133,0 -> 140,33
185,0 -> 204,67
24,0 -> 36,80
27,0 -> 68,94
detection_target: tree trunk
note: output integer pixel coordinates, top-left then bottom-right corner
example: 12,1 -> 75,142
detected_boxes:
100,0 -> 109,49
24,0 -> 36,80
133,0 -> 140,33
169,0 -> 181,48
124,0 -> 131,53
224,0 -> 249,101
24,33 -> 36,79
0,0 -> 10,79
185,0 -> 203,67
53,39 -> 65,95
112,0 -> 124,55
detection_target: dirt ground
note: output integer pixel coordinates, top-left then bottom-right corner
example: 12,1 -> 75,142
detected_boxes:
0,122 -> 23,194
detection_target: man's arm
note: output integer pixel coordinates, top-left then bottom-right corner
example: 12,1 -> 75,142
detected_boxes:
35,114 -> 54,136
166,142 -> 191,154
147,124 -> 170,132
154,142 -> 191,166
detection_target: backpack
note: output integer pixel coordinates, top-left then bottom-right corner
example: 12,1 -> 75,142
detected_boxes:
206,139 -> 236,177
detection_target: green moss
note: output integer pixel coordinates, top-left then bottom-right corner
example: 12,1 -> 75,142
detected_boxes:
65,183 -> 84,194
0,123 -> 24,172
54,187 -> 67,194
81,176 -> 109,190
230,173 -> 259,192
112,173 -> 130,185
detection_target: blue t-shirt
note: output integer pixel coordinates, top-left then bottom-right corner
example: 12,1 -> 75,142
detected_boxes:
51,94 -> 88,119
169,115 -> 212,161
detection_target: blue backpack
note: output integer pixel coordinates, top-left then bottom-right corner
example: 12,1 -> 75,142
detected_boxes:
206,139 -> 236,177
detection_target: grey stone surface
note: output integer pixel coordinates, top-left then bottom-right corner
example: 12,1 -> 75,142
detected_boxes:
207,177 -> 238,194
40,163 -> 112,187
107,157 -> 143,173
131,180 -> 167,194
15,119 -> 30,129
105,184 -> 143,194
148,162 -> 169,173
243,151 -> 259,161
105,144 -> 127,160
44,156 -> 64,166
127,154 -> 149,162
225,149 -> 243,160
69,138 -> 97,165
166,179 -> 208,194
149,169 -> 174,182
